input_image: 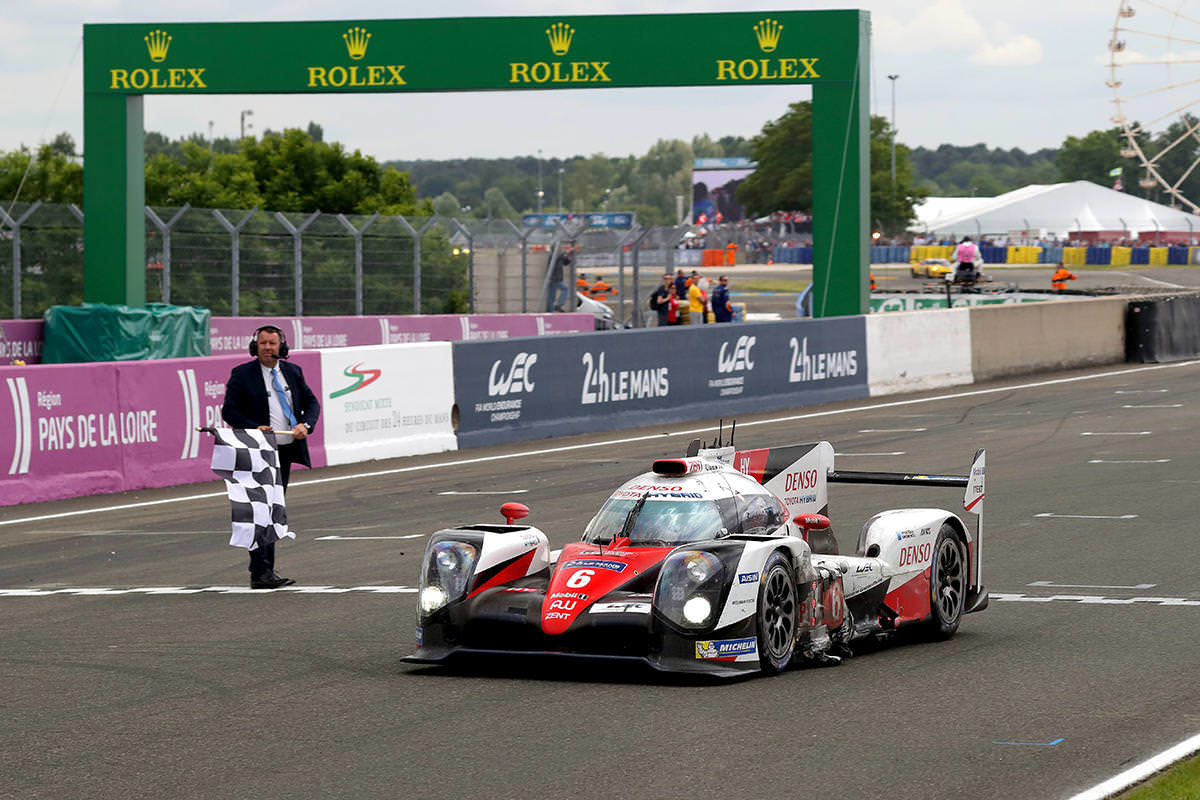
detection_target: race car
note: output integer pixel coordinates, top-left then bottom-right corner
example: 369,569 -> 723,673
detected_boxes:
910,257 -> 952,278
406,431 -> 988,678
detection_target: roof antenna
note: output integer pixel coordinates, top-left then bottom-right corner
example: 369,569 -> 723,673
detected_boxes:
730,419 -> 736,448
717,419 -> 724,448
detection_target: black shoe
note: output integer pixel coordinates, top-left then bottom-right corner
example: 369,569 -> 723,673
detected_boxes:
250,571 -> 291,589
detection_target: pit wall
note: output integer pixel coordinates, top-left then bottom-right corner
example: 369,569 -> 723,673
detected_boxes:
0,296 -> 1185,507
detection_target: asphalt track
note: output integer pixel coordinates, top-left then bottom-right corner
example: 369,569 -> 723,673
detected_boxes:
2,360 -> 1199,800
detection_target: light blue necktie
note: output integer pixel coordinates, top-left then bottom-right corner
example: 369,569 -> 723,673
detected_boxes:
271,368 -> 298,428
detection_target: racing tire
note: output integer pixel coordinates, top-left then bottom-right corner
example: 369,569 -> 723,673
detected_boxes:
924,525 -> 966,640
757,552 -> 798,674
910,268 -> 919,278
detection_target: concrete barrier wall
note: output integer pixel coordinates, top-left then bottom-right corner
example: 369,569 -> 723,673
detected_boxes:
866,309 -> 973,396
968,297 -> 1127,381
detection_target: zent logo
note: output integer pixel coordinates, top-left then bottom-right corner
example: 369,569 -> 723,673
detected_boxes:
488,353 -> 537,397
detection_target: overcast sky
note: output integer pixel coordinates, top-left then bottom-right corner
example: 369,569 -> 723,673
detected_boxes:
1,0 -> 1128,162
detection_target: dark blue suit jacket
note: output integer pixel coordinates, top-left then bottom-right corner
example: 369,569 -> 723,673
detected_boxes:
222,359 -> 321,468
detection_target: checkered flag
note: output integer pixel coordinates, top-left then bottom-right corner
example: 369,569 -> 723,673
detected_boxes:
208,428 -> 294,551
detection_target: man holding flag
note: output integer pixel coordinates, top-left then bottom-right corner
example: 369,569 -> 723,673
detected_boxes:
220,325 -> 320,589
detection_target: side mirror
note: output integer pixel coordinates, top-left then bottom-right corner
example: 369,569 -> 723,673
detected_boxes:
501,502 -> 530,524
793,513 -> 831,531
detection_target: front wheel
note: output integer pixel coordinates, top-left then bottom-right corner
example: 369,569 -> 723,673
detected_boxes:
757,552 -> 797,674
924,525 -> 966,639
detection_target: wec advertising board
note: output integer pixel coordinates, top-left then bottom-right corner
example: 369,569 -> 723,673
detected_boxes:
452,318 -> 868,448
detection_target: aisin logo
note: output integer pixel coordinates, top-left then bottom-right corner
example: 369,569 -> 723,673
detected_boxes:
330,362 -> 381,398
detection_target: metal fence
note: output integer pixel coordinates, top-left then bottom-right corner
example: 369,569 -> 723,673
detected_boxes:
0,201 -> 765,323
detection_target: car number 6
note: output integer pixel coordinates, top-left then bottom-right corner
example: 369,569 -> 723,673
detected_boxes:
566,569 -> 595,588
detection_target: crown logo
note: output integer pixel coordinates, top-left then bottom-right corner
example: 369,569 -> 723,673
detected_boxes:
546,22 -> 574,56
144,29 -> 171,62
753,18 -> 783,53
343,26 -> 371,60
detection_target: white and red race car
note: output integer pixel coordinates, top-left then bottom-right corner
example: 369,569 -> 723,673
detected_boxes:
407,430 -> 988,678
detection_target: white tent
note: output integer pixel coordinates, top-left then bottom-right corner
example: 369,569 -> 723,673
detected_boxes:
913,181 -> 1200,240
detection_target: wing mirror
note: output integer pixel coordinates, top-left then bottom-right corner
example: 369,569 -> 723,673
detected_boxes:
793,513 -> 831,531
501,502 -> 530,524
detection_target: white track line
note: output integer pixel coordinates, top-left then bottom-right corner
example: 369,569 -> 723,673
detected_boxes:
1064,730 -> 1200,800
2,359 -> 1197,529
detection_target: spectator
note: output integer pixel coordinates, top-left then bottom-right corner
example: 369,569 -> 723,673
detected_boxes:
547,247 -> 570,312
674,268 -> 688,299
712,275 -> 733,322
687,275 -> 707,324
666,284 -> 682,325
725,241 -> 737,266
651,273 -> 672,327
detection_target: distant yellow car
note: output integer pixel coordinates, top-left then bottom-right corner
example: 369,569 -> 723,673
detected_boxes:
910,258 -> 952,278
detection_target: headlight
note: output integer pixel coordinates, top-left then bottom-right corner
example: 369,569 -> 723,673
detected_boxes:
418,540 -> 477,616
655,550 -> 723,630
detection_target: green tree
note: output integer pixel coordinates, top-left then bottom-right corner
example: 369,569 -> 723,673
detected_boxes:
738,101 -> 924,233
0,143 -> 83,205
482,187 -> 519,220
1055,129 -> 1122,185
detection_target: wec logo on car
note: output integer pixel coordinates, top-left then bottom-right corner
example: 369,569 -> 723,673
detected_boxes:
488,352 -> 537,396
717,335 -> 756,373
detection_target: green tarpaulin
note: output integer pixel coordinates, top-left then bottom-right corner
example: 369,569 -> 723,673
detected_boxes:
42,303 -> 210,363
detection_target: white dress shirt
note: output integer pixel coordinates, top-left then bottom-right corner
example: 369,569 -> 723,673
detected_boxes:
259,363 -> 295,445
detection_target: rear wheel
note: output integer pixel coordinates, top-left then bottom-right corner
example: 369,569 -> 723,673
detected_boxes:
925,525 -> 966,639
757,552 -> 797,674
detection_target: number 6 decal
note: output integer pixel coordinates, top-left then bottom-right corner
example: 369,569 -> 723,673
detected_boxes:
566,569 -> 595,588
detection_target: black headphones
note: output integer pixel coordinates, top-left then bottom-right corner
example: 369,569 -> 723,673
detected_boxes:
249,325 -> 289,359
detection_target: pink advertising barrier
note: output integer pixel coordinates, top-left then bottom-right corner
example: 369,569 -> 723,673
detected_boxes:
0,352 -> 325,506
209,313 -> 592,355
1,320 -> 45,365
2,313 -> 593,364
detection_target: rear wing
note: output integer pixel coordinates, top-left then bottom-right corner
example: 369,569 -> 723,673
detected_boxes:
829,448 -> 986,516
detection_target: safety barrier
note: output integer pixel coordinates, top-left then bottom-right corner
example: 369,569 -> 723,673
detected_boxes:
0,312 -> 594,365
451,318 -> 868,448
1126,295 -> 1200,363
1,294 -> 1191,508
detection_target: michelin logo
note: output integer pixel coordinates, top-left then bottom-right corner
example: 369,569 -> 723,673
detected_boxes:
696,637 -> 758,659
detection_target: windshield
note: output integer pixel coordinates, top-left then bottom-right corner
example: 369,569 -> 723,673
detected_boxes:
584,496 -> 728,545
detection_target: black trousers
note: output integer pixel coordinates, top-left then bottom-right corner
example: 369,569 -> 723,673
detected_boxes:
248,441 -> 300,577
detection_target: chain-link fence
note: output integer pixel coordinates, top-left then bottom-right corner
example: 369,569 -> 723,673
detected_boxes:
0,201 -> 766,325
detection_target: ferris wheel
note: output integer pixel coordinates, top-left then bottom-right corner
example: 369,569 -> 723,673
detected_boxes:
1107,0 -> 1200,213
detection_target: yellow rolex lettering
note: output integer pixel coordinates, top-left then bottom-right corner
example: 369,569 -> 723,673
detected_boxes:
168,68 -> 186,88
186,68 -> 207,88
716,60 -> 736,81
308,67 -> 328,87
349,66 -> 367,87
530,62 -> 550,83
571,62 -> 588,81
510,63 -> 529,83
368,65 -> 384,85
110,69 -> 130,90
129,69 -> 149,90
779,58 -> 798,79
328,66 -> 347,87
149,69 -> 168,89
385,64 -> 406,85
798,58 -> 820,79
758,59 -> 779,80
737,59 -> 757,80
590,61 -> 610,82
551,62 -> 570,83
